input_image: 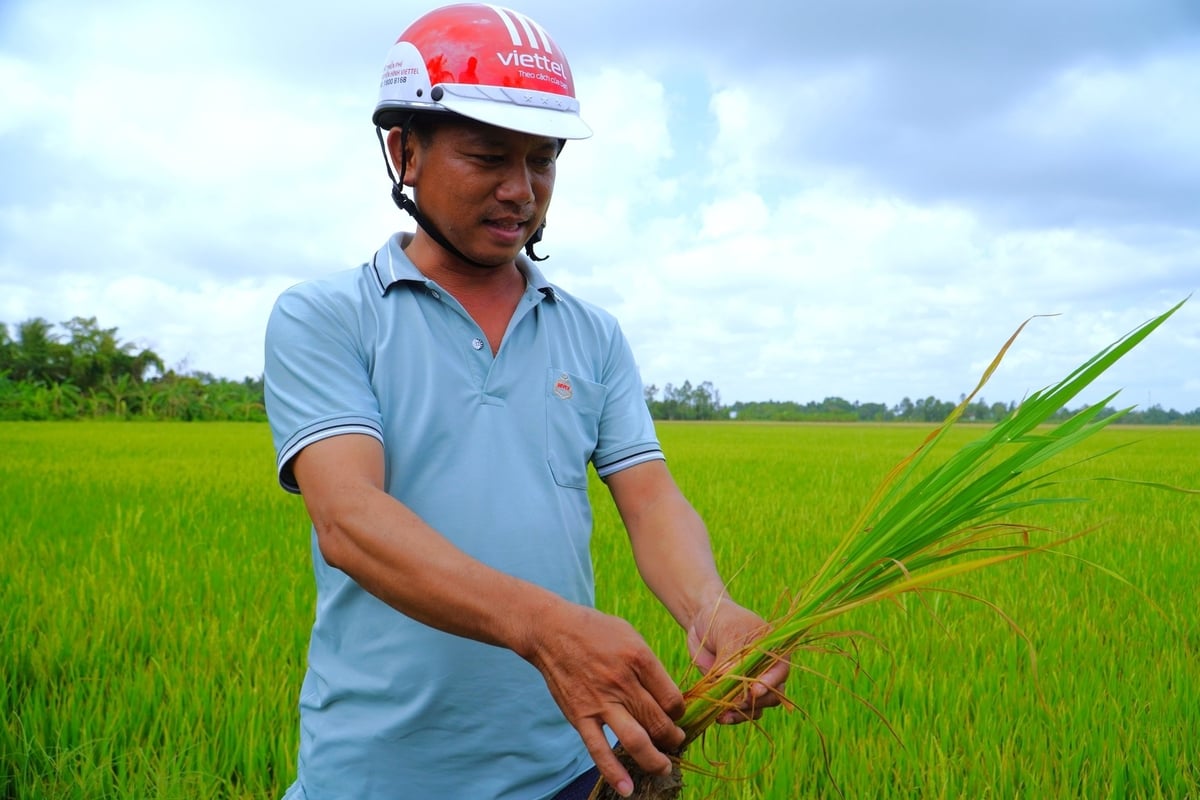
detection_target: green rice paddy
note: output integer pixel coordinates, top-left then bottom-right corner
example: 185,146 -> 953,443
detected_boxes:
2,421 -> 1197,798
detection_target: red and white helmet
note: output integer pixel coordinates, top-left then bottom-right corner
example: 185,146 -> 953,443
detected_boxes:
373,3 -> 592,140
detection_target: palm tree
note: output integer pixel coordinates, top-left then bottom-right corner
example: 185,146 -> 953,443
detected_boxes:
13,318 -> 70,385
102,374 -> 134,419
46,381 -> 82,419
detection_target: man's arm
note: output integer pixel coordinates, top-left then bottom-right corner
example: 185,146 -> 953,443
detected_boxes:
292,433 -> 684,798
604,459 -> 789,723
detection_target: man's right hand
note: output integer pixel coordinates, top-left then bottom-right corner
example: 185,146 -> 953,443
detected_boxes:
519,601 -> 685,799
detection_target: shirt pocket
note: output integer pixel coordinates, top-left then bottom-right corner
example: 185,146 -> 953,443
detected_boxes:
545,368 -> 606,489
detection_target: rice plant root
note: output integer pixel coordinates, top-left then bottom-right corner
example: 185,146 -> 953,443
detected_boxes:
587,746 -> 683,800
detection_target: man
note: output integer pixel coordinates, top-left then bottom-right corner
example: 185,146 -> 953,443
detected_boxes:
264,5 -> 787,799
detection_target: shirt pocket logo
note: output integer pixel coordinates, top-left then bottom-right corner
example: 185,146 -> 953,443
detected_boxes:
545,368 -> 605,490
552,372 -> 573,400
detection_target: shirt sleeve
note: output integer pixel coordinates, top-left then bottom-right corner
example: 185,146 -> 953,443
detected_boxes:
592,322 -> 665,478
263,279 -> 385,493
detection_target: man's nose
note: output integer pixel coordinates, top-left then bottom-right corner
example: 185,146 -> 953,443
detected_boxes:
495,163 -> 535,206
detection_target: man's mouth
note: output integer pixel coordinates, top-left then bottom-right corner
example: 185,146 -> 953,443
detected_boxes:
485,217 -> 527,231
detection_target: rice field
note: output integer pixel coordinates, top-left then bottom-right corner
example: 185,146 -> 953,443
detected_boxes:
2,421 -> 1197,799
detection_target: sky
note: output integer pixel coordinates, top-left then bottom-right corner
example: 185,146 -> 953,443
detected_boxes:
2,0 -> 1199,411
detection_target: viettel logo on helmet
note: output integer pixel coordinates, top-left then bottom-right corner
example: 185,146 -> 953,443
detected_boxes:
373,4 -> 591,140
407,3 -> 576,97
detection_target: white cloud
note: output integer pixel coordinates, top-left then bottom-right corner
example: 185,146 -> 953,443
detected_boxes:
0,55 -> 48,134
1011,51 -> 1200,149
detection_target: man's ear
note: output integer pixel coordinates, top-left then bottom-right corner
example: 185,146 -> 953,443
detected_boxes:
385,127 -> 418,187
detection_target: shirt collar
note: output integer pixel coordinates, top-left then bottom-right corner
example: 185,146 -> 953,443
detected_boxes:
371,232 -> 558,301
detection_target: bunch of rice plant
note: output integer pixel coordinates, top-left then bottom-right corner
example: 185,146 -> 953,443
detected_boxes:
590,298 -> 1191,800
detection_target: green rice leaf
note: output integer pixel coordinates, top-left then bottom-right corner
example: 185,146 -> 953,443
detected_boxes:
675,297 -> 1191,742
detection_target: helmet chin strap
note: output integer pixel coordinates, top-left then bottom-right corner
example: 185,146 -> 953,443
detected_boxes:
375,124 -> 549,268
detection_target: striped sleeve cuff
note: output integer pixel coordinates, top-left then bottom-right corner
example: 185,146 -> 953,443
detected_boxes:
594,446 -> 666,479
277,417 -> 384,493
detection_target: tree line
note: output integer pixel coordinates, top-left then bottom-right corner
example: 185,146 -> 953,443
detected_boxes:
645,381 -> 1200,425
4,317 -> 1197,425
1,317 -> 265,421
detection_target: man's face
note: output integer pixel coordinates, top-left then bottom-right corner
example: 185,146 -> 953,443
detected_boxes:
401,118 -> 559,268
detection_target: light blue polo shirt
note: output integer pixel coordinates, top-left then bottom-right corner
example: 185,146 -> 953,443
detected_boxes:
264,232 -> 665,800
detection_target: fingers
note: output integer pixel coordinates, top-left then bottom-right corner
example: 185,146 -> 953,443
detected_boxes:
613,657 -> 685,765
758,658 -> 790,699
608,710 -> 675,776
716,656 -> 790,725
716,682 -> 769,725
576,721 -> 634,798
579,702 -> 680,798
637,657 -> 687,724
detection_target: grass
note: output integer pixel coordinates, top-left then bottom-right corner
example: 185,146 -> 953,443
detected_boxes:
0,423 -> 309,799
2,421 -> 1198,798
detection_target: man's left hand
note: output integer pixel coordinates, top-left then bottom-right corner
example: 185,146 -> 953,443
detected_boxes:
685,599 -> 789,724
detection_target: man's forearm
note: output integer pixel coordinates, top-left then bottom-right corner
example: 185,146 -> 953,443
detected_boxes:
606,462 -> 730,630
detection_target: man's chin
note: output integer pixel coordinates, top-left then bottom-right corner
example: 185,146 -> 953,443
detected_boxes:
464,241 -> 525,268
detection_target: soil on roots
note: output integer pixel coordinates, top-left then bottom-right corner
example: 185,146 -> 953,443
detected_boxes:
587,746 -> 684,800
